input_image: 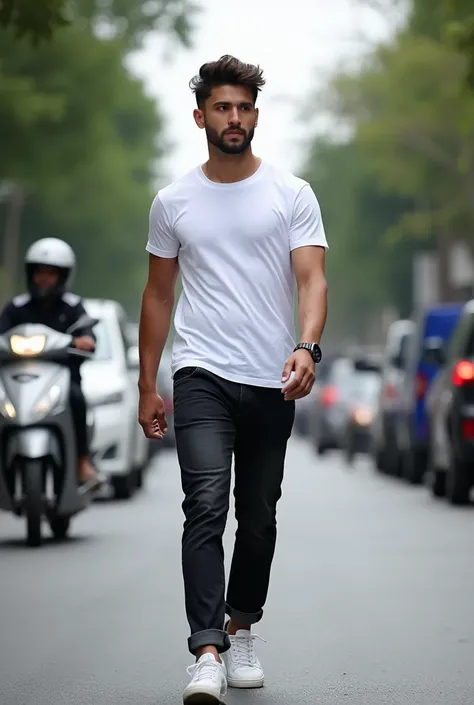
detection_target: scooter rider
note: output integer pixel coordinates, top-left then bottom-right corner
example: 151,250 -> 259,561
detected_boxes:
0,237 -> 103,491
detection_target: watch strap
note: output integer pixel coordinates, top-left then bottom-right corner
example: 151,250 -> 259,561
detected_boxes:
294,342 -> 322,363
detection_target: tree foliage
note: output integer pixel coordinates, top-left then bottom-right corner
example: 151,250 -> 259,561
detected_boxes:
0,0 -> 192,314
330,35 -> 474,242
301,0 -> 474,344
0,0 -> 196,47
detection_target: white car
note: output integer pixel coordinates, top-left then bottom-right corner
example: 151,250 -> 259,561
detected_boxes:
81,299 -> 149,499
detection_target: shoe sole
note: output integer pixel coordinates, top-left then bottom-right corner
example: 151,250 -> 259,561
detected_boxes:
227,677 -> 264,688
183,692 -> 224,704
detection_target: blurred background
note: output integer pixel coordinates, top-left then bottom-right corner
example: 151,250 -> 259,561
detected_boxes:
2,3 -> 474,702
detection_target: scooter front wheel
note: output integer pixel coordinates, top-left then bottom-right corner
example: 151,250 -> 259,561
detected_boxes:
23,459 -> 44,547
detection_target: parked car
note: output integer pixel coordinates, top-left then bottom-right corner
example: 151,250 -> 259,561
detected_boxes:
294,354 -> 335,438
309,355 -> 354,454
397,303 -> 464,484
344,362 -> 382,464
81,300 -> 149,499
426,300 -> 474,504
371,319 -> 415,475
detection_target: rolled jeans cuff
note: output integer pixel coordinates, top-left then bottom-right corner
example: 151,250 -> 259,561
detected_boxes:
225,603 -> 263,625
188,629 -> 231,656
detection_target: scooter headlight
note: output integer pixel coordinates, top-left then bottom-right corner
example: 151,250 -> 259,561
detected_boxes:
0,382 -> 16,419
10,334 -> 46,356
34,384 -> 62,418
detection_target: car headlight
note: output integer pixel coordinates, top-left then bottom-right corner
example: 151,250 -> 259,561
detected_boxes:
10,334 -> 46,356
0,382 -> 16,419
353,407 -> 373,426
89,390 -> 124,408
34,384 -> 62,418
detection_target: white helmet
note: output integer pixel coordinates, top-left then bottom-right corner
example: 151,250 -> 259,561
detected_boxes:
25,238 -> 76,300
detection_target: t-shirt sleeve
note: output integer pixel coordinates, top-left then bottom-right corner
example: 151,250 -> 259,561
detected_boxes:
289,183 -> 328,251
146,193 -> 179,258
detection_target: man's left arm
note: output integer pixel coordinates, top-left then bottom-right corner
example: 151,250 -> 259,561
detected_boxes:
281,184 -> 328,400
294,245 -> 327,344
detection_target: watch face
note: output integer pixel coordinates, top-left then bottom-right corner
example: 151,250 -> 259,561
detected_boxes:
312,345 -> 322,363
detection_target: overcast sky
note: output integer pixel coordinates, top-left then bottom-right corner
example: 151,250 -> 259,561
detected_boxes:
129,0 -> 401,187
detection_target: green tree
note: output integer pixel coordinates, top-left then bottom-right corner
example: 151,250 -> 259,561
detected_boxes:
0,0 -> 196,47
0,24 -> 163,310
301,137 -> 418,346
328,34 -> 474,244
302,0 -> 474,343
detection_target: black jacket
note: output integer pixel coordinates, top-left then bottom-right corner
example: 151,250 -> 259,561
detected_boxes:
0,292 -> 95,382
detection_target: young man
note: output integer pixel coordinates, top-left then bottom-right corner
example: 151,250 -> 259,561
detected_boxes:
138,55 -> 328,704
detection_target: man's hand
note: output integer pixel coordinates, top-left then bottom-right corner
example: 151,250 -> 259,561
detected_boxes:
281,349 -> 315,401
73,335 -> 95,351
138,391 -> 168,440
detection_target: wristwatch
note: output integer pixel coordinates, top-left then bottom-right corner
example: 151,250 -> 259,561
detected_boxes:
294,342 -> 322,364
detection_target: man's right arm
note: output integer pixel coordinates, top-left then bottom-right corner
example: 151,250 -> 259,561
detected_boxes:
138,253 -> 179,395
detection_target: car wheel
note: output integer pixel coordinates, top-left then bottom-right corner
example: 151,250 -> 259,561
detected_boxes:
386,448 -> 401,476
317,442 -> 328,456
402,448 -> 426,484
112,473 -> 134,500
427,438 -> 446,498
345,445 -> 355,465
446,456 -> 471,505
431,470 -> 446,497
374,447 -> 385,472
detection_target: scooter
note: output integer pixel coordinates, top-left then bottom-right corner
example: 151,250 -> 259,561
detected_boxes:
0,314 -> 99,547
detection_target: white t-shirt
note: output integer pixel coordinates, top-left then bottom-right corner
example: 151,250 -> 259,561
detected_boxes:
146,161 -> 328,388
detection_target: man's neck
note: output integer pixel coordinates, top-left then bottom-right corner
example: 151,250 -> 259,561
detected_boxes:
203,149 -> 261,184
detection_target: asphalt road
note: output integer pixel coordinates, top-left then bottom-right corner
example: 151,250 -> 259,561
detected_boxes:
1,437 -> 474,705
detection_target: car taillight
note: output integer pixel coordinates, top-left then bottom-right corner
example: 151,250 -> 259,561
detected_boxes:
384,383 -> 397,400
320,386 -> 338,407
163,397 -> 174,414
415,371 -> 428,399
462,419 -> 474,439
452,360 -> 474,387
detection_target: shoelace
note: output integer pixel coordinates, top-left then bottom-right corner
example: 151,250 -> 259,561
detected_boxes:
186,659 -> 222,682
230,633 -> 266,667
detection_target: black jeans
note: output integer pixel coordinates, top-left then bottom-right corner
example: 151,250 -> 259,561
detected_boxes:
69,381 -> 89,457
173,366 -> 295,656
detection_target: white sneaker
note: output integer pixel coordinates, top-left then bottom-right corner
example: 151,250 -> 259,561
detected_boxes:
221,630 -> 265,688
183,653 -> 227,704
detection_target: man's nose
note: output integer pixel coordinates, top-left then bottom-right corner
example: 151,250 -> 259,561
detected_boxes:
228,108 -> 241,124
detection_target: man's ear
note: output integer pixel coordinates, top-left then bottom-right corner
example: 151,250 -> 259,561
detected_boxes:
193,108 -> 205,130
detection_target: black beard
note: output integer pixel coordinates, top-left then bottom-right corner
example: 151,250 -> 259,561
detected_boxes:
205,125 -> 255,155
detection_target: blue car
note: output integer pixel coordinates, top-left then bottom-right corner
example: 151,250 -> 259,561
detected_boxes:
397,303 -> 464,484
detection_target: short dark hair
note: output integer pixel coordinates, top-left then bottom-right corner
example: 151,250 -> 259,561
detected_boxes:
189,55 -> 265,108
